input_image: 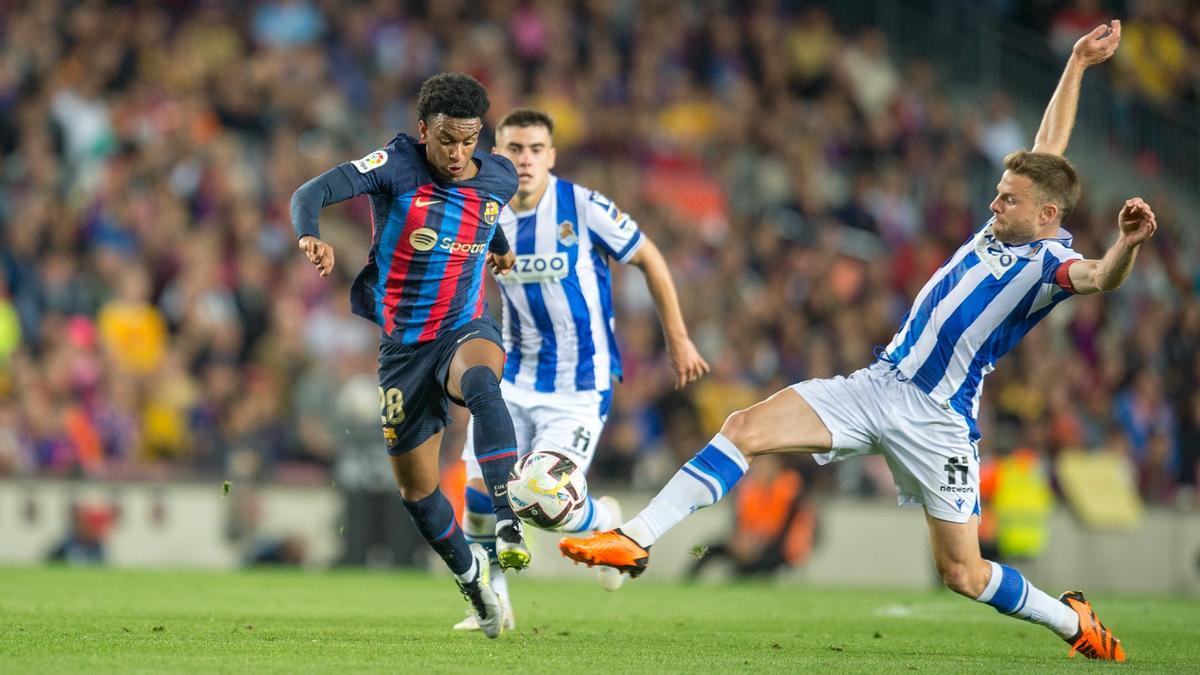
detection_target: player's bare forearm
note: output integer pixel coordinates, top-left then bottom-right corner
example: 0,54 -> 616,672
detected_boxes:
1095,237 -> 1140,292
1072,239 -> 1139,295
1032,57 -> 1085,156
630,238 -> 689,342
1031,21 -> 1121,156
1068,197 -> 1155,294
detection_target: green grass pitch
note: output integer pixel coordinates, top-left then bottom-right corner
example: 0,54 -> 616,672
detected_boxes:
2,566 -> 1197,673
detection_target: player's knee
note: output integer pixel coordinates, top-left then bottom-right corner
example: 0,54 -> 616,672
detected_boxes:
397,483 -> 436,503
461,365 -> 501,408
719,409 -> 759,456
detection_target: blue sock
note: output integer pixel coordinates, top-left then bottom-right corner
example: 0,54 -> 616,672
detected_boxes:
462,485 -> 497,560
461,366 -> 518,523
559,495 -> 618,533
621,433 -> 749,547
976,560 -> 1079,638
402,489 -> 473,576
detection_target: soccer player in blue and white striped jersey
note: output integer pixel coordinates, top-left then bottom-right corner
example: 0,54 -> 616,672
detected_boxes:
454,109 -> 708,631
563,22 -> 1142,662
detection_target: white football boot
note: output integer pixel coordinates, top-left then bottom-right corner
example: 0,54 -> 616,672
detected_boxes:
455,544 -> 504,638
453,600 -> 516,632
495,519 -> 532,571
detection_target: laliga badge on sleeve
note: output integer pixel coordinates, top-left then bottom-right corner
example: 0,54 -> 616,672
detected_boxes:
352,150 -> 388,174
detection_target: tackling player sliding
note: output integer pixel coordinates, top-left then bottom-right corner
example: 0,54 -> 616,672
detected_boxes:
562,22 -> 1145,662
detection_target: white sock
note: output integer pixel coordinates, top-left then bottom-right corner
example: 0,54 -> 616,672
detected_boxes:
453,556 -> 478,584
463,485 -> 498,561
976,560 -> 1079,639
489,563 -> 509,606
621,434 -> 749,547
559,495 -> 617,533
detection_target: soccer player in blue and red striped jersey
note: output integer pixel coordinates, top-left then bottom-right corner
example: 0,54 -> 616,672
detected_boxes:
290,73 -> 527,639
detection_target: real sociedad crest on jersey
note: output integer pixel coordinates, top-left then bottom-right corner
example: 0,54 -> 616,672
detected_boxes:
484,201 -> 500,225
558,221 -> 578,246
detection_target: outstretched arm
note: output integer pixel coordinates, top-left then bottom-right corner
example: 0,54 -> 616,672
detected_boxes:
627,237 -> 710,389
291,167 -> 357,278
1032,21 -> 1121,156
1067,198 -> 1157,295
291,167 -> 357,240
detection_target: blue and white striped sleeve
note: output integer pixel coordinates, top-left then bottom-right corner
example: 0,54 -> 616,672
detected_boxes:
1043,242 -> 1085,294
583,190 -> 644,264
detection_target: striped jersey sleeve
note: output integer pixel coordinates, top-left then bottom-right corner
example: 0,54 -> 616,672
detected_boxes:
584,190 -> 643,263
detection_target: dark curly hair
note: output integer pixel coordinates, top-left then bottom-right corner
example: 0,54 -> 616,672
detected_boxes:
416,73 -> 490,123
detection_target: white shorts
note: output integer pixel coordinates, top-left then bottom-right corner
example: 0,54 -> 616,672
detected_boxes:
791,362 -> 980,523
463,380 -> 611,481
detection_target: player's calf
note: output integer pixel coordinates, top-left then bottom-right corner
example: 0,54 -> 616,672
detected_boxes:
402,488 -> 474,578
461,365 -> 519,524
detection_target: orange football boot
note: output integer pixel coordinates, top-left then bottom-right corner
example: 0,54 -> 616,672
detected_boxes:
558,529 -> 650,578
1060,591 -> 1126,662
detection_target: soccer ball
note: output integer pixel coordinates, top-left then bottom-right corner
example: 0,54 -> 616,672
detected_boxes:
506,451 -> 588,530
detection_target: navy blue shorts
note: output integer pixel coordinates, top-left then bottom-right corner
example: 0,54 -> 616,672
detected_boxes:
377,316 -> 503,456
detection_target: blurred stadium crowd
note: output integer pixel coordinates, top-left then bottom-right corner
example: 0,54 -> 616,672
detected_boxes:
1,0 -> 1197,508
1044,0 -> 1200,109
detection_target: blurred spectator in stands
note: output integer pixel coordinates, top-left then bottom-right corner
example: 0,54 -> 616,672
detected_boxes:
1049,0 -> 1113,58
47,501 -> 115,565
1115,0 -> 1189,104
0,278 -> 21,367
978,447 -> 1054,564
976,92 -> 1025,169
1114,371 -> 1179,503
98,267 -> 165,375
0,0 -> 1195,514
838,27 -> 899,120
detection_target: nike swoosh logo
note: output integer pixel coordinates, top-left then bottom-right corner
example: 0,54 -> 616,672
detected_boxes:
415,197 -> 442,207
456,330 -> 481,344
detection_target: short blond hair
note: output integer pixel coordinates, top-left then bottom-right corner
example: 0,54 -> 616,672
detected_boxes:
1003,151 -> 1082,224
